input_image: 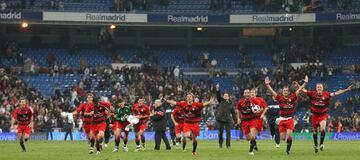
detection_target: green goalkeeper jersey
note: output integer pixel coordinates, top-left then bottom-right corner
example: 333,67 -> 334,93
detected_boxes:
115,106 -> 132,122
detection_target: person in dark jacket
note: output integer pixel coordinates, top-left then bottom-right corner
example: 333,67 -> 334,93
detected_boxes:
266,97 -> 281,148
151,99 -> 171,150
215,84 -> 237,148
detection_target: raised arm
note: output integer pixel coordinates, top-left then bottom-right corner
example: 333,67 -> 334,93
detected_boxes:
294,81 -> 308,93
295,75 -> 309,95
215,83 -> 222,103
264,76 -> 278,97
331,84 -> 353,96
166,99 -> 177,106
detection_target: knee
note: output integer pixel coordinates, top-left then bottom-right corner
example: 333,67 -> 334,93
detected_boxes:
288,136 -> 292,140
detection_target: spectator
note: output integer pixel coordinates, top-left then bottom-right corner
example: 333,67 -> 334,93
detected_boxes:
84,77 -> 92,91
79,58 -> 87,70
173,66 -> 180,80
0,0 -> 6,11
211,59 -> 217,68
47,52 -> 56,66
58,0 -> 64,10
203,50 -> 210,66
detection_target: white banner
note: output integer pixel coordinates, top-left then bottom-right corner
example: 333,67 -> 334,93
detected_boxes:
230,13 -> 315,23
43,12 -> 147,23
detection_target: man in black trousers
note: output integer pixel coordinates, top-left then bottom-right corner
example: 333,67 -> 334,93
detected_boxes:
215,84 -> 237,149
267,99 -> 280,148
63,117 -> 73,141
151,99 -> 171,150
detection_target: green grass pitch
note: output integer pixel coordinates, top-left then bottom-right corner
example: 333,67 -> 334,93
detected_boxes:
0,140 -> 359,160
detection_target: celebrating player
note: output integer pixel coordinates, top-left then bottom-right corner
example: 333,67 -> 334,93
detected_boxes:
171,105 -> 186,151
85,97 -> 111,155
265,75 -> 308,155
250,88 -> 268,132
166,92 -> 215,156
236,89 -> 267,156
112,98 -> 132,152
10,97 -> 33,152
72,93 -> 94,142
132,97 -> 151,152
297,82 -> 353,153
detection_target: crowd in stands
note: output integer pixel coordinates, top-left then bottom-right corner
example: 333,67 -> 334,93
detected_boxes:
0,40 -> 360,133
113,0 -> 169,12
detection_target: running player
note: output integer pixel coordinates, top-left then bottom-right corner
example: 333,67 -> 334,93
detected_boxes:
166,92 -> 215,156
85,97 -> 111,155
297,82 -> 353,153
10,97 -> 33,152
265,75 -> 308,155
112,98 -> 132,152
236,89 -> 267,156
132,97 -> 150,152
72,93 -> 94,142
171,105 -> 186,151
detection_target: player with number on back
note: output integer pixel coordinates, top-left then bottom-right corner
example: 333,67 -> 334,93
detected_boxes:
265,75 -> 308,155
11,97 -> 33,152
85,97 -> 112,155
236,88 -> 267,156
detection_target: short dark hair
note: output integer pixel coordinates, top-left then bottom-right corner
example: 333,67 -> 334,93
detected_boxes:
116,98 -> 124,104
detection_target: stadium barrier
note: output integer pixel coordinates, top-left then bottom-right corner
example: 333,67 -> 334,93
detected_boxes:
2,11 -> 360,24
1,131 -> 360,141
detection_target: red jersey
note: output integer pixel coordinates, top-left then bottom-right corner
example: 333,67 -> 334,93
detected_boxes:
307,91 -> 332,115
236,98 -> 263,121
172,107 -> 185,124
75,102 -> 93,124
86,101 -> 111,124
176,101 -> 204,123
275,93 -> 297,118
132,103 -> 150,124
253,97 -> 268,117
13,106 -> 33,125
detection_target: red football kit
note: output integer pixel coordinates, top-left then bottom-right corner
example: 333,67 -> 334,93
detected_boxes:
275,93 -> 298,133
176,101 -> 204,136
236,98 -> 265,135
307,91 -> 332,128
132,103 -> 150,132
172,106 -> 185,134
13,106 -> 33,134
75,102 -> 93,134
